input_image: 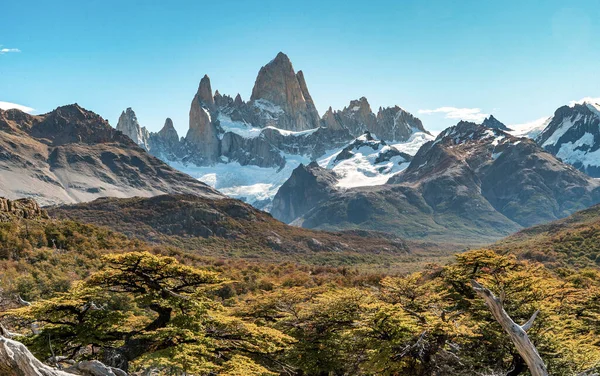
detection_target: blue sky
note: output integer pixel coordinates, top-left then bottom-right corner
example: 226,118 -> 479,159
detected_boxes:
1,0 -> 599,135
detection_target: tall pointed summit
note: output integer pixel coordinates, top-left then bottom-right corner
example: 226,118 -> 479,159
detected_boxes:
250,52 -> 320,131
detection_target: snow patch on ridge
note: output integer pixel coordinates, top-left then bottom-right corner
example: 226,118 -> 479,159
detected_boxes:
217,114 -> 319,140
555,132 -> 600,168
508,117 -> 552,139
542,114 -> 582,147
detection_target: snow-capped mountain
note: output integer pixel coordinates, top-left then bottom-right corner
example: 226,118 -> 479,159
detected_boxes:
271,120 -> 600,243
318,132 -> 414,188
536,102 -> 600,177
116,52 -> 432,210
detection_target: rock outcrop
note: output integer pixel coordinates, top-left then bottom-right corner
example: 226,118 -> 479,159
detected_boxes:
0,197 -> 49,221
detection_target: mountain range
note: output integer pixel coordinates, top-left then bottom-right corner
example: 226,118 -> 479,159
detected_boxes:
1,52 -> 600,244
115,52 -> 434,209
273,121 -> 600,243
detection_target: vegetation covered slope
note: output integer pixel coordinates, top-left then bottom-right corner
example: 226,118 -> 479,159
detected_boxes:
494,203 -> 600,268
47,194 -> 456,269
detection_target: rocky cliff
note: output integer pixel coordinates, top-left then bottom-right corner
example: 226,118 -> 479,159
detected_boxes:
323,97 -> 430,142
0,197 -> 48,221
116,107 -> 149,149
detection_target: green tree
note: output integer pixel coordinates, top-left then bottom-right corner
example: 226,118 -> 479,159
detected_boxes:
7,251 -> 293,375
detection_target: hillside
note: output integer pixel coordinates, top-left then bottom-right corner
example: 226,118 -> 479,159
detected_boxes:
47,194 -> 456,268
0,104 -> 221,205
494,203 -> 600,268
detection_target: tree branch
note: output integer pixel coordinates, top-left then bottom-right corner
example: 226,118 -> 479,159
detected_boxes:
471,280 -> 548,376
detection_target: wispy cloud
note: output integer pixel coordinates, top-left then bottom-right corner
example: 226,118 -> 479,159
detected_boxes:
418,107 -> 489,123
569,97 -> 600,106
0,46 -> 21,54
0,101 -> 34,113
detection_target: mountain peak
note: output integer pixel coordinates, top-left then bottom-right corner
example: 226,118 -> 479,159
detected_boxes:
482,115 -> 511,131
116,107 -> 149,148
273,51 -> 291,64
197,75 -> 215,109
250,53 -> 320,131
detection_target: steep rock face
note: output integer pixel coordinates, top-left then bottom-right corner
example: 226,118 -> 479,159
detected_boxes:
536,102 -> 600,177
321,106 -> 344,131
186,76 -> 220,163
116,107 -> 149,149
220,132 -> 286,168
197,74 -> 215,111
373,106 -> 428,141
0,105 -> 222,206
250,52 -> 320,131
482,115 -> 511,131
271,162 -> 339,223
283,122 -> 600,243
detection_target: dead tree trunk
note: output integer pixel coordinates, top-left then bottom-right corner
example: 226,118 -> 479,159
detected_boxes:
471,280 -> 548,376
0,335 -> 127,376
0,335 -> 73,376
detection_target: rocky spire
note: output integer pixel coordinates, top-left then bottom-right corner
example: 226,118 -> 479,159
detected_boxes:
116,107 -> 149,149
322,106 -> 344,131
157,118 -> 179,146
250,52 -> 320,131
198,74 -> 215,111
234,93 -> 244,106
186,79 -> 220,163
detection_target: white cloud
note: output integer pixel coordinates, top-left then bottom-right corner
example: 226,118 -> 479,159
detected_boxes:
0,47 -> 20,54
418,106 -> 489,123
0,101 -> 34,113
569,97 -> 600,106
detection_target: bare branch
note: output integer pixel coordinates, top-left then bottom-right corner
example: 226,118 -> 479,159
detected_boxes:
521,310 -> 539,332
471,280 -> 548,376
